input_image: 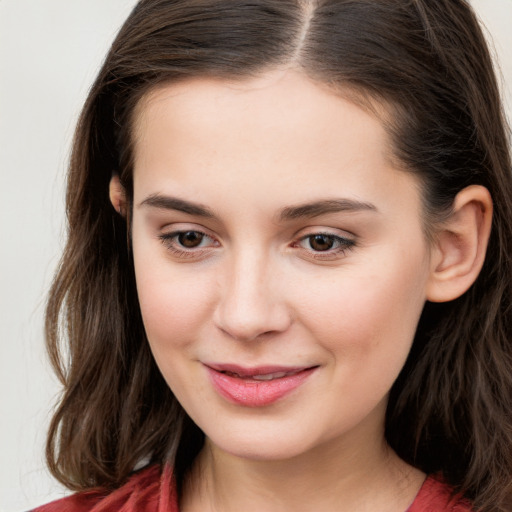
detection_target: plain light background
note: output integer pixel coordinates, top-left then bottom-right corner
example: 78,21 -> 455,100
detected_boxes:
0,1 -> 510,510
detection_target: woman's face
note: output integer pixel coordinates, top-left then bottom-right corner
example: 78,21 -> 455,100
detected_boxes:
130,69 -> 434,461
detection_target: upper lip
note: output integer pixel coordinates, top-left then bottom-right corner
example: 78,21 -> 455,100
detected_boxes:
204,363 -> 316,377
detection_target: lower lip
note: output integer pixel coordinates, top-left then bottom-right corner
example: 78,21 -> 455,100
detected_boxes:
206,367 -> 317,407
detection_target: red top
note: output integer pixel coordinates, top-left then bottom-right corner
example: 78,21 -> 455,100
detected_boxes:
32,466 -> 178,512
33,465 -> 472,512
407,475 -> 472,512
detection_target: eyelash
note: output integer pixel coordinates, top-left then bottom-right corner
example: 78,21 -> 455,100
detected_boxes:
158,230 -> 356,260
158,230 -> 217,259
294,233 -> 356,260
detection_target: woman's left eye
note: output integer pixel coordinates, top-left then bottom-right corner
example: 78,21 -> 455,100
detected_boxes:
296,233 -> 355,257
175,231 -> 209,248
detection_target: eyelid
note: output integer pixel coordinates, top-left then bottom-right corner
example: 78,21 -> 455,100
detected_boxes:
159,229 -> 216,245
157,226 -> 220,259
292,228 -> 357,260
158,222 -> 219,242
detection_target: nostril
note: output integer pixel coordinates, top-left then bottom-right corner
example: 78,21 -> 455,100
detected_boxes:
214,314 -> 292,343
213,266 -> 292,341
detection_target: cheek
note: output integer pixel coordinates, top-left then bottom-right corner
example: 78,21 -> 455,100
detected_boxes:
133,259 -> 217,401
294,249 -> 428,370
132,238 -> 216,350
138,277 -> 213,348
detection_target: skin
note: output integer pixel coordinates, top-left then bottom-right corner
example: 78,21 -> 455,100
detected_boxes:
111,68 -> 493,511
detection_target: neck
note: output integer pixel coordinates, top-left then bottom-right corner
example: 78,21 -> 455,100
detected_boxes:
181,412 -> 424,512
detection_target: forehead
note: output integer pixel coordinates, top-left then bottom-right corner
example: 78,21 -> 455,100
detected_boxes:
132,69 -> 391,144
130,69 -> 421,222
132,69 -> 394,165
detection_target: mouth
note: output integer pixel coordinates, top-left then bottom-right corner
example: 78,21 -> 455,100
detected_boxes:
204,363 -> 318,407
216,368 -> 307,381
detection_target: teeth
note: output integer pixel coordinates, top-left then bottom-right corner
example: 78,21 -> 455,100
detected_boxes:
221,369 -> 303,380
252,372 -> 290,381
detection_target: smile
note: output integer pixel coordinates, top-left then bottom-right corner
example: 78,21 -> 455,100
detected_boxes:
204,363 -> 318,407
230,371 -> 297,381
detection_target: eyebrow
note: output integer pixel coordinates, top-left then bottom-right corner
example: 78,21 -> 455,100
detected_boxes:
139,194 -> 377,220
139,194 -> 215,217
279,199 -> 377,221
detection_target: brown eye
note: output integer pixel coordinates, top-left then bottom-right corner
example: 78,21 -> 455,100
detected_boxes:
158,229 -> 218,258
178,231 -> 205,248
296,232 -> 356,258
308,234 -> 336,252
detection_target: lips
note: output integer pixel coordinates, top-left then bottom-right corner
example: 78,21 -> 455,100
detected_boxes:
204,363 -> 317,407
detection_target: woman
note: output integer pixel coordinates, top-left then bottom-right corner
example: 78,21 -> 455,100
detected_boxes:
35,0 -> 512,510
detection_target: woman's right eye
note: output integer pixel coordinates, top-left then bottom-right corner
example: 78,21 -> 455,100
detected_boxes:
158,230 -> 218,257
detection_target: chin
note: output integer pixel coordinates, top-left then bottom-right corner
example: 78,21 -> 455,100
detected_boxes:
216,438 -> 310,462
200,419 -> 330,463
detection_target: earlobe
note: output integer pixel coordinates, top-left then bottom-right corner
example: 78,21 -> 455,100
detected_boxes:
426,185 -> 492,303
109,173 -> 127,217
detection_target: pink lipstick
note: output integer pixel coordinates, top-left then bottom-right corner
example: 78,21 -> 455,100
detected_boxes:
205,363 -> 317,407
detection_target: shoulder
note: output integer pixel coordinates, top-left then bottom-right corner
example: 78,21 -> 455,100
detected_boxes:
30,465 -> 178,512
408,475 -> 473,512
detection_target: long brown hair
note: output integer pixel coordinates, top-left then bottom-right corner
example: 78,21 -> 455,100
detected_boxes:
45,1 -> 512,509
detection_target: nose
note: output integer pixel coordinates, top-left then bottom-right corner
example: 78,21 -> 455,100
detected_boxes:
213,249 -> 292,342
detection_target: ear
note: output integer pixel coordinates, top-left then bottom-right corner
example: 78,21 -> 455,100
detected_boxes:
109,173 -> 127,217
426,185 -> 492,303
